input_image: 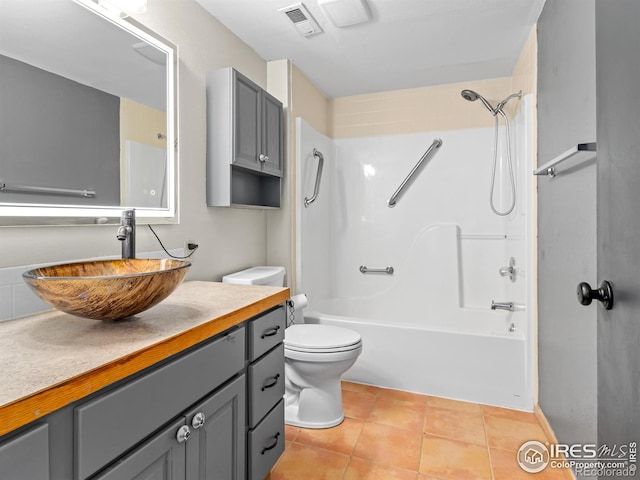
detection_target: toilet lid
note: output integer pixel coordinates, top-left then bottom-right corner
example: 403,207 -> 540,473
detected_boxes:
285,324 -> 361,351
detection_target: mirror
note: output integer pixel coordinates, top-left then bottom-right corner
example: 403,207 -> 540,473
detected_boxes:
0,0 -> 177,225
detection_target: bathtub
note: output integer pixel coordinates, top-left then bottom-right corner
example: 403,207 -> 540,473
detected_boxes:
303,308 -> 532,411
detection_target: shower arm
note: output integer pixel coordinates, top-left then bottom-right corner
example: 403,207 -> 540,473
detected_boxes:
387,138 -> 442,208
304,149 -> 324,208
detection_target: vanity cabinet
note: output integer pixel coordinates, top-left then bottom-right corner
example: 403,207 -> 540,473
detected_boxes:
206,67 -> 284,208
0,303 -> 286,480
94,375 -> 246,480
246,307 -> 286,480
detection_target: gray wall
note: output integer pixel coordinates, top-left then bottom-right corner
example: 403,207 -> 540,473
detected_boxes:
537,0 -> 597,450
0,55 -> 120,206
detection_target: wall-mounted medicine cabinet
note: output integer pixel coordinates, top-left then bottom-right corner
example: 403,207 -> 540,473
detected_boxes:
206,68 -> 284,208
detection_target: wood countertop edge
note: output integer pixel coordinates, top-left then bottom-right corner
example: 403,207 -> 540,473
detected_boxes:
0,288 -> 290,437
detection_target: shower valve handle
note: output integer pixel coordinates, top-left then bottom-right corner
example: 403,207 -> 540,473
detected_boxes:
577,281 -> 614,310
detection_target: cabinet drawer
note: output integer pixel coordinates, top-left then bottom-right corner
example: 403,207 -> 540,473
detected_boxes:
248,306 -> 285,361
75,327 -> 245,480
248,400 -> 284,480
248,343 -> 285,428
0,423 -> 49,480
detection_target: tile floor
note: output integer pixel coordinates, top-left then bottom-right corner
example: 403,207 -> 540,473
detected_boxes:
270,382 -> 573,480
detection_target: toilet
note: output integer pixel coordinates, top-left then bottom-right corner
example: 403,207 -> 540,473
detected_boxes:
222,266 -> 362,429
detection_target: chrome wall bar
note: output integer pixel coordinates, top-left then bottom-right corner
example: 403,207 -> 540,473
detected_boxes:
359,265 -> 394,274
0,181 -> 96,198
533,142 -> 596,177
304,148 -> 324,208
387,138 -> 442,208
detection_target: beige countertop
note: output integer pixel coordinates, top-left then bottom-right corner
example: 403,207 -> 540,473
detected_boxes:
0,281 -> 290,437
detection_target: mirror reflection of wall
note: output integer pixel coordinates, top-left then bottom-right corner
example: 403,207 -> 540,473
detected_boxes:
120,99 -> 168,208
0,54 -> 121,206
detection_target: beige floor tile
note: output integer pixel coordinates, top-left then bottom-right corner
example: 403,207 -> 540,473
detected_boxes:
368,396 -> 426,432
423,407 -> 487,446
342,381 -> 380,395
285,424 -> 300,443
295,418 -> 364,455
420,435 -> 492,480
484,415 -> 548,451
343,389 -> 377,420
343,457 -> 419,480
425,396 -> 482,414
378,387 -> 430,404
270,443 -> 349,480
353,422 -> 423,471
482,405 -> 539,424
490,448 -> 573,480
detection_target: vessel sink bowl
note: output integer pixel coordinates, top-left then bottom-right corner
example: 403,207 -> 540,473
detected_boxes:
23,259 -> 190,321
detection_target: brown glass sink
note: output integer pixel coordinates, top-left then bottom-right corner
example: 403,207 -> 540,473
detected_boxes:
23,259 -> 190,321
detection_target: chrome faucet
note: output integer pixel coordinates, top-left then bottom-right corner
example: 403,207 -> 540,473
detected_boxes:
117,209 -> 136,259
491,301 -> 514,312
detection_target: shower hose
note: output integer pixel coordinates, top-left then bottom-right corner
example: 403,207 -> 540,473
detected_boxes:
489,111 -> 516,216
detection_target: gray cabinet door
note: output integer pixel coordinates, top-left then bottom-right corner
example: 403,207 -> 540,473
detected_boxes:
185,375 -> 246,480
0,424 -> 49,480
233,71 -> 262,172
92,418 -> 186,480
261,91 -> 283,177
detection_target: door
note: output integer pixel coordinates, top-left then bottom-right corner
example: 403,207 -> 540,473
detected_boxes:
233,71 -> 262,172
261,91 -> 284,177
185,375 -> 246,480
93,418 -> 186,480
595,0 -> 640,460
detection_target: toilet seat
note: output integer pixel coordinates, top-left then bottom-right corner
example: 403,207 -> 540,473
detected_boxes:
285,324 -> 362,353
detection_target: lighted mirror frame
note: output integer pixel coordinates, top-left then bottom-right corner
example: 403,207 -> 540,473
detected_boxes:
0,0 -> 178,226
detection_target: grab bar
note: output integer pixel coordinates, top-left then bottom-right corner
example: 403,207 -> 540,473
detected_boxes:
0,180 -> 95,198
387,138 -> 442,208
359,265 -> 394,274
304,149 -> 324,208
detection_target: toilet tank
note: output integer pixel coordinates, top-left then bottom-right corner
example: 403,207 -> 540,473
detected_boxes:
222,266 -> 285,287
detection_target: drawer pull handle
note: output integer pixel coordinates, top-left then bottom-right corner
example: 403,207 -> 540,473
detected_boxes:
261,374 -> 281,391
176,425 -> 191,443
261,325 -> 281,339
191,412 -> 206,429
261,432 -> 280,455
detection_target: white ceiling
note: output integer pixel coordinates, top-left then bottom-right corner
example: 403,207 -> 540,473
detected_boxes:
0,0 -> 168,111
196,0 -> 546,98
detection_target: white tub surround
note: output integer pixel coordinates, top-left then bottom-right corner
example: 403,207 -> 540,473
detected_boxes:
295,96 -> 535,410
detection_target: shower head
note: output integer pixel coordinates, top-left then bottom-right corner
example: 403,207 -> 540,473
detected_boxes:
460,89 -> 496,115
495,91 -> 523,114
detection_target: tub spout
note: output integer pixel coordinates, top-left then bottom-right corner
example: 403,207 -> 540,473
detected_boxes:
491,301 -> 514,312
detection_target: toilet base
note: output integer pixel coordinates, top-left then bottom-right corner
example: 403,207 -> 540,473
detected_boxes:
285,404 -> 344,429
284,372 -> 346,429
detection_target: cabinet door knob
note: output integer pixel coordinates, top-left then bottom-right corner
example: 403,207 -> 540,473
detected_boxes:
191,412 -> 206,429
577,280 -> 614,310
259,154 -> 269,163
176,425 -> 191,443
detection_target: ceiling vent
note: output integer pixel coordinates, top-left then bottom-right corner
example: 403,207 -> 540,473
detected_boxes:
279,3 -> 323,37
318,0 -> 371,27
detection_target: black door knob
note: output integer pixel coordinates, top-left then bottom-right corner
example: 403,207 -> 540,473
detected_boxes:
577,281 -> 614,310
